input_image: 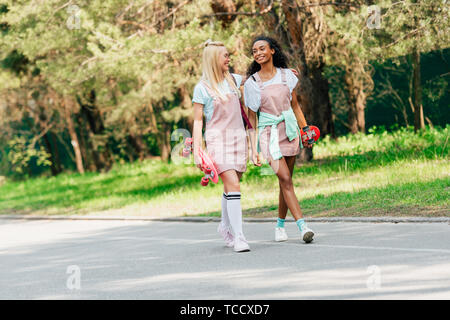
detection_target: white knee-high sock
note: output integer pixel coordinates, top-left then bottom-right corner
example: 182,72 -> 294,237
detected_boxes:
226,191 -> 243,237
221,193 -> 231,229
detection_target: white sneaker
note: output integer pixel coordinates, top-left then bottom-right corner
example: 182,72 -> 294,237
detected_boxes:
217,223 -> 234,248
275,227 -> 288,242
301,225 -> 315,243
233,234 -> 250,252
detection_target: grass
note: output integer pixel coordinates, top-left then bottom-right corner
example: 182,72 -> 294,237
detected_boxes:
0,126 -> 449,218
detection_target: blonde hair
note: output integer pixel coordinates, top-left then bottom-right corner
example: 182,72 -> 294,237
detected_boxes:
201,40 -> 240,101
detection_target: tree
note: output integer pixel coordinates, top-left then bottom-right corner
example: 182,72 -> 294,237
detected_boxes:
327,0 -> 449,132
0,0 -> 254,175
208,0 -> 336,162
1,0 -> 447,178
279,0 -> 335,161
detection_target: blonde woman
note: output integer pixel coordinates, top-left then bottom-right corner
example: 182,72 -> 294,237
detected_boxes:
192,40 -> 251,252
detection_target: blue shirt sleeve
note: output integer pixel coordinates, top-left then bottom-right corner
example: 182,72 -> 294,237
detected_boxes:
192,82 -> 208,105
192,82 -> 214,122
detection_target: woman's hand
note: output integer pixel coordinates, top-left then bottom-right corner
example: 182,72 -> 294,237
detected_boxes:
301,125 -> 315,149
302,141 -> 313,149
251,150 -> 261,166
290,68 -> 299,77
247,110 -> 260,167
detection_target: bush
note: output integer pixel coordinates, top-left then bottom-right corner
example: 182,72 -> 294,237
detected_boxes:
314,125 -> 449,162
6,136 -> 51,178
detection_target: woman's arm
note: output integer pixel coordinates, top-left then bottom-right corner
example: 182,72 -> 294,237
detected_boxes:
291,89 -> 308,128
291,87 -> 313,148
242,81 -> 261,166
192,102 -> 204,168
247,108 -> 261,166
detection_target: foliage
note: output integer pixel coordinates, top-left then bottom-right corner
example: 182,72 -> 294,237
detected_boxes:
6,136 -> 51,176
314,125 -> 449,163
0,0 -> 448,178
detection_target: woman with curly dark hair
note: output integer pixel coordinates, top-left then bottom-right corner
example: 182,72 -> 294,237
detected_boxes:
244,35 -> 316,243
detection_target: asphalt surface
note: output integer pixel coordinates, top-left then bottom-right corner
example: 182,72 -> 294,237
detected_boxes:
1,218 -> 449,299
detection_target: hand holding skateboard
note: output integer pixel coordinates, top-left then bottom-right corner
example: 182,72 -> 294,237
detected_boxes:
184,138 -> 219,186
300,125 -> 320,148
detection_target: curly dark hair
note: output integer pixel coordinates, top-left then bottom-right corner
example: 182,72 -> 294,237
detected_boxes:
246,35 -> 289,77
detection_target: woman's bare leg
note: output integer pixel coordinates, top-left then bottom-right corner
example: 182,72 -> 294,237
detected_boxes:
278,156 -> 296,220
221,169 -> 241,194
270,157 -> 304,221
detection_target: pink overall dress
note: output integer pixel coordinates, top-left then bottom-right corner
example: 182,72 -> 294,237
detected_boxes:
202,80 -> 248,174
254,68 -> 301,162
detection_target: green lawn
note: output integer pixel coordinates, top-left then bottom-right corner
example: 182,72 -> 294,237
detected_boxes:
0,126 -> 448,218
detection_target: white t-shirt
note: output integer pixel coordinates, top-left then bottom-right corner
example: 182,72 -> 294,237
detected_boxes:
192,74 -> 242,122
243,68 -> 298,112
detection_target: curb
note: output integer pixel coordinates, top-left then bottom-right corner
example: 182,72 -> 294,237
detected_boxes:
0,215 -> 448,223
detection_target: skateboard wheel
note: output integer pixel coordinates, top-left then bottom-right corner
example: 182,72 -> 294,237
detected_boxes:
205,167 -> 212,175
201,177 -> 209,186
185,138 -> 193,146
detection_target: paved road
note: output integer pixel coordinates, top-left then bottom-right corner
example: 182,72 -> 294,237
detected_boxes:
1,219 -> 449,299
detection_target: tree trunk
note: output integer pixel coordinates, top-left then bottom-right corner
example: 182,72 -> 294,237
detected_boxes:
42,132 -> 62,176
344,64 -> 367,134
346,90 -> 366,134
159,124 -> 171,162
64,97 -> 84,174
50,132 -> 63,173
125,140 -> 137,163
35,106 -> 62,175
76,113 -> 97,172
128,134 -> 150,161
179,86 -> 194,133
412,48 -> 425,132
310,65 -> 336,138
77,90 -> 114,171
281,0 -> 334,162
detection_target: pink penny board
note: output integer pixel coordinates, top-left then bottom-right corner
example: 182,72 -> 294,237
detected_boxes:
184,138 -> 219,186
199,148 -> 219,184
